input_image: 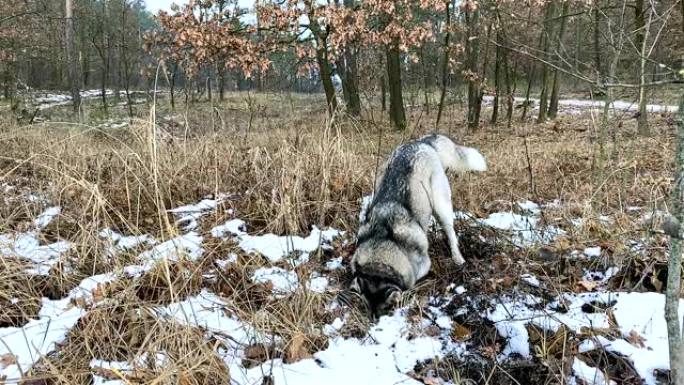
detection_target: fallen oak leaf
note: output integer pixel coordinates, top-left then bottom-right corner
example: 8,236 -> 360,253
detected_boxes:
576,280 -> 599,292
451,323 -> 471,341
627,329 -> 647,348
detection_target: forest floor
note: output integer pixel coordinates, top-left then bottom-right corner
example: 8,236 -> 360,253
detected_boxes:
0,91 -> 682,385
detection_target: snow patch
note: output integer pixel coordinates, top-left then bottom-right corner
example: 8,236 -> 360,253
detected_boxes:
237,226 -> 341,263
251,267 -> 299,295
124,232 -> 203,276
571,358 -> 614,385
486,291 -> 684,385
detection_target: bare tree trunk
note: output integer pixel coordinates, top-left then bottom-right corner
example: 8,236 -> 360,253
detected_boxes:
380,73 -> 387,111
65,0 -> 81,113
420,47 -> 430,115
665,92 -> 684,385
170,65 -> 176,110
549,0 -> 570,119
436,0 -> 452,128
635,0 -> 650,136
315,46 -> 338,113
593,4 -> 602,80
520,5 -> 535,121
537,0 -> 557,123
491,28 -> 502,125
305,3 -> 337,114
337,0 -> 362,117
218,67 -> 225,101
386,44 -> 407,130
465,7 -> 482,131
120,1 -> 133,118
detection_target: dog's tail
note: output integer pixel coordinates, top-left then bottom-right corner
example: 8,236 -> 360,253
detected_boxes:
421,134 -> 487,173
450,145 -> 487,173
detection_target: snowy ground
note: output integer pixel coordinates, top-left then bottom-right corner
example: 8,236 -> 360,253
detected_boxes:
30,89 -> 154,110
482,95 -> 679,116
0,194 -> 682,385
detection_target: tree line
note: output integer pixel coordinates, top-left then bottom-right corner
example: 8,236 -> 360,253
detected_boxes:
1,0 -> 682,135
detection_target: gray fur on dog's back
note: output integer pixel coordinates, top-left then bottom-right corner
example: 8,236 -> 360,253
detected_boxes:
350,134 -> 486,316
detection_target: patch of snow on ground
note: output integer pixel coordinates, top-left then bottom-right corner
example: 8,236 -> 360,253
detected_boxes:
0,234 -> 70,276
237,226 -> 341,263
252,267 -> 299,295
571,358 -> 614,385
215,253 -> 238,269
0,297 -> 85,383
482,95 -> 678,116
33,206 -> 60,229
308,275 -> 329,293
517,200 -> 541,214
169,196 -> 226,231
156,290 -> 270,372
211,217 -> 341,263
520,274 -> 541,287
0,270 -> 121,383
210,219 -> 246,237
325,256 -> 343,270
0,206 -> 71,275
99,228 -> 156,258
480,211 -> 565,247
124,232 -> 203,276
231,308 -> 450,385
486,291 -> 684,385
583,246 -> 602,258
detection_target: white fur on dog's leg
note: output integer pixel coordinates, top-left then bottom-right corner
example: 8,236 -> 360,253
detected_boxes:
431,172 -> 466,265
451,241 -> 465,265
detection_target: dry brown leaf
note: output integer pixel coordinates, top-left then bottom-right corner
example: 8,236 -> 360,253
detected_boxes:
481,343 -> 500,359
179,370 -> 193,385
576,280 -> 599,292
284,333 -> 311,363
451,323 -> 471,341
627,329 -> 647,348
243,343 -> 273,368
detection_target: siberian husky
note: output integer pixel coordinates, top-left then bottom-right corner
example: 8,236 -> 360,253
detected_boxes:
350,134 -> 487,317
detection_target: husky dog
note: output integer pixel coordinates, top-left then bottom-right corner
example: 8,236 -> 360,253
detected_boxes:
350,134 -> 487,317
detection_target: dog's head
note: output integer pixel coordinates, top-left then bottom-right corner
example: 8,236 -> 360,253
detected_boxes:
349,275 -> 402,319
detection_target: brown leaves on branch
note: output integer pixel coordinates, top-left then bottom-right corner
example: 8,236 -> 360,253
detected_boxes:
146,0 -> 456,79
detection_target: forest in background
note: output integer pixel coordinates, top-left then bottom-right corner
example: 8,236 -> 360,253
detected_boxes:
1,0 -> 682,134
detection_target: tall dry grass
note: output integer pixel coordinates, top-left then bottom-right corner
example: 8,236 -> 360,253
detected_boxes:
0,96 -> 678,384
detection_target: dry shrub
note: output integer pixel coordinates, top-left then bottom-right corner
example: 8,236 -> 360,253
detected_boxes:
0,260 -> 42,327
133,260 -> 205,304
239,289 -> 334,364
30,306 -> 230,385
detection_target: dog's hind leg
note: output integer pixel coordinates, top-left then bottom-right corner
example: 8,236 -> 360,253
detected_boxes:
430,171 -> 465,265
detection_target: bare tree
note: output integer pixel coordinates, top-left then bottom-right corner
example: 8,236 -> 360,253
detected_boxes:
548,0 -> 570,119
465,3 -> 482,131
436,0 -> 452,128
65,0 -> 81,113
664,91 -> 684,385
386,44 -> 407,130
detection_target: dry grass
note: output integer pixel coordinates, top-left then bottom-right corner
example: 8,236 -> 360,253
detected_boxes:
0,93 -> 678,384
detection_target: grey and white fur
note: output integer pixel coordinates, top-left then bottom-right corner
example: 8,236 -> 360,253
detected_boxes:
350,134 -> 487,317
